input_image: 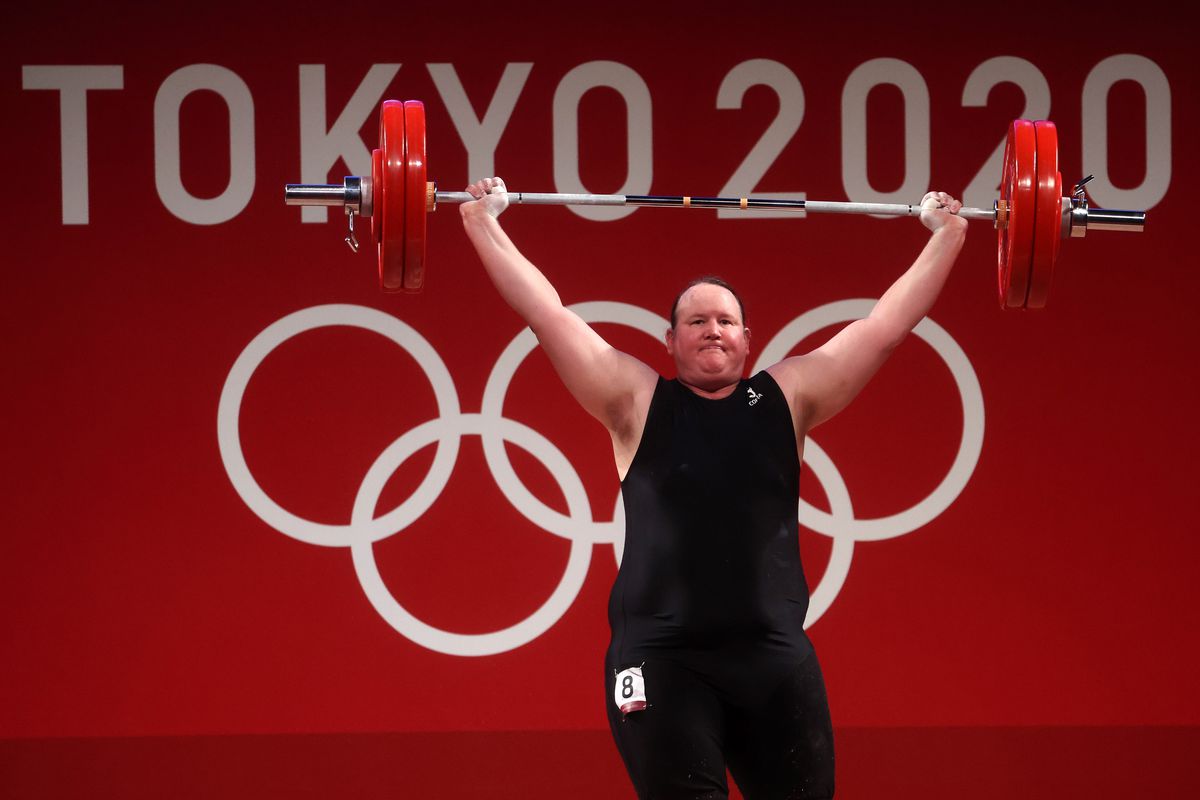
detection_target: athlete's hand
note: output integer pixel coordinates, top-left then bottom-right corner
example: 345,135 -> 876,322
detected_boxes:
462,176 -> 509,219
919,191 -> 967,234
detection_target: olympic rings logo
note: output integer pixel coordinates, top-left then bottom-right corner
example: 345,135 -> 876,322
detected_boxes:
217,301 -> 984,657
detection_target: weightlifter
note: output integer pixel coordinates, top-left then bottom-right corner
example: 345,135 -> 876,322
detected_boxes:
460,176 -> 967,799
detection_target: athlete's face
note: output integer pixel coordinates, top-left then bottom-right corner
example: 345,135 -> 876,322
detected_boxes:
666,283 -> 750,391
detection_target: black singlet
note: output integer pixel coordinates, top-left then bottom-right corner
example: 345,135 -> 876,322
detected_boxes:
607,371 -> 813,664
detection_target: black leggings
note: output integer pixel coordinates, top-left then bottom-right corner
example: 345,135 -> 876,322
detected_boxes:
605,652 -> 835,799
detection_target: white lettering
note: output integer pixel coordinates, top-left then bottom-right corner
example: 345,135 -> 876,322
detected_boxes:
552,62 -> 652,222
154,64 -> 256,225
841,58 -> 930,212
22,65 -> 124,224
428,63 -> 532,185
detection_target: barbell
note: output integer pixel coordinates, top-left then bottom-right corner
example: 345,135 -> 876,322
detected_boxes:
284,99 -> 1147,309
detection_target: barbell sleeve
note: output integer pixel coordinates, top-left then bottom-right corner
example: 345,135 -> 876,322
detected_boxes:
285,184 -> 350,206
1074,207 -> 1145,233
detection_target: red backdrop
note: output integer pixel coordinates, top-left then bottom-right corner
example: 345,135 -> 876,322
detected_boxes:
3,1 -> 1198,797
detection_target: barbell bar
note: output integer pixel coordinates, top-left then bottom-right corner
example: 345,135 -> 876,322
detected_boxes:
284,99 -> 1147,309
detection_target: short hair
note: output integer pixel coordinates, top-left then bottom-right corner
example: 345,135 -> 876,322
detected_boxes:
670,276 -> 747,328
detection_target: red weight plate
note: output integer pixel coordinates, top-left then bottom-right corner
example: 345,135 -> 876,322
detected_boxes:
997,120 -> 1037,309
402,100 -> 427,292
371,147 -> 383,244
1026,120 -> 1062,309
378,100 -> 407,293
